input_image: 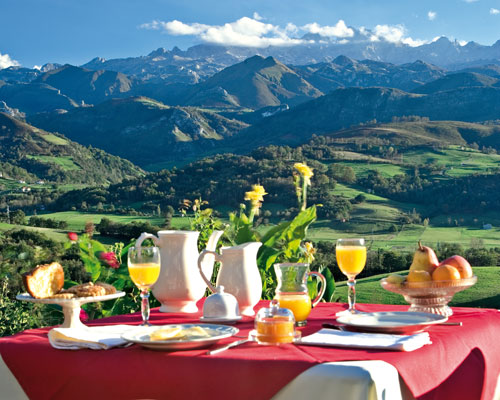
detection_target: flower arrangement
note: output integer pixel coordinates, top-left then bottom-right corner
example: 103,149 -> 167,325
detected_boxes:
221,162 -> 336,299
70,161 -> 334,310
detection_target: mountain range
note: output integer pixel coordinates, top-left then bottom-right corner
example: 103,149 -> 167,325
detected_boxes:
1,38 -> 500,170
0,54 -> 491,116
80,36 -> 500,80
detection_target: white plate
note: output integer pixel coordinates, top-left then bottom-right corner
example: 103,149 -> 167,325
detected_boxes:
336,311 -> 448,334
121,323 -> 239,351
199,316 -> 242,324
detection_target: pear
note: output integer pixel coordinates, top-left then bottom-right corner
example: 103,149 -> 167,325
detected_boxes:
386,273 -> 405,286
409,241 -> 439,274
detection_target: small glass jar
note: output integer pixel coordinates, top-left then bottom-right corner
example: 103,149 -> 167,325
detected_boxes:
252,300 -> 300,345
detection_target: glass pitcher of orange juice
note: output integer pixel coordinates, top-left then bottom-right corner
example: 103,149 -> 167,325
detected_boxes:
274,263 -> 326,326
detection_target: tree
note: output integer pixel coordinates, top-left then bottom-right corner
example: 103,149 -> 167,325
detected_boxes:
85,221 -> 95,239
11,210 -> 26,225
164,212 -> 173,229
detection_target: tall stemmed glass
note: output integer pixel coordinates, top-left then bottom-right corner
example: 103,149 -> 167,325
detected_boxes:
128,246 -> 161,326
336,238 -> 366,316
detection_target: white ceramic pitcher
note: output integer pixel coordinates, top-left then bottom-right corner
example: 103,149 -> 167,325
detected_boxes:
135,230 -> 223,313
198,242 -> 262,316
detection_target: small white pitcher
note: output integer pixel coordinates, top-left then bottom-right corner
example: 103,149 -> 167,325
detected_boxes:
198,242 -> 262,316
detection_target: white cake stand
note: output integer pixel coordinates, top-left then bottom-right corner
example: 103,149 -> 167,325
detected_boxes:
16,292 -> 125,329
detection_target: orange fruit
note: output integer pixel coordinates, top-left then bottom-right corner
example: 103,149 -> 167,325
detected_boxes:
406,270 -> 432,287
439,255 -> 473,279
432,264 -> 461,283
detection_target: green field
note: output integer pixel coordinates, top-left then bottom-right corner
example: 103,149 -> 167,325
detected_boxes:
335,161 -> 407,179
308,221 -> 500,251
3,207 -> 499,252
334,267 -> 500,309
402,147 -> 500,178
33,211 -> 191,232
0,222 -> 69,242
25,155 -> 81,171
40,133 -> 69,145
0,212 -> 192,243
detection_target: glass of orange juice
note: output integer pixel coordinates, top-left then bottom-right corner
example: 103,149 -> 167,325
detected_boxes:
336,238 -> 366,315
128,246 -> 161,326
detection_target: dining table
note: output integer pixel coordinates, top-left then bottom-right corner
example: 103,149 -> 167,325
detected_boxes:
1,300 -> 500,400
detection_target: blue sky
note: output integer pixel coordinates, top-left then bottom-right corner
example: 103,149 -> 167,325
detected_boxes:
1,0 -> 500,68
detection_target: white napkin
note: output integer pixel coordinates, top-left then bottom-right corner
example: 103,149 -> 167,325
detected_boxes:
299,328 -> 431,352
48,325 -> 138,350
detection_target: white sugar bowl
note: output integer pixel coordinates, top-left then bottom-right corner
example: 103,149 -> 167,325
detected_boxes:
200,286 -> 242,322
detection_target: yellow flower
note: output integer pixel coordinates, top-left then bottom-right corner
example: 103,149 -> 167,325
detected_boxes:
244,184 -> 267,214
245,185 -> 267,202
294,163 -> 313,185
304,242 -> 316,262
252,184 -> 267,197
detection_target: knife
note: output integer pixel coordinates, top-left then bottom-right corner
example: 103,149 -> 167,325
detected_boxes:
206,338 -> 252,355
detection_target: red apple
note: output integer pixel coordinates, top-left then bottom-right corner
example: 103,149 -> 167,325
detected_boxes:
439,255 -> 473,279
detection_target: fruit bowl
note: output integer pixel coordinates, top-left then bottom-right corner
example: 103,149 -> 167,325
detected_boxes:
380,276 -> 477,316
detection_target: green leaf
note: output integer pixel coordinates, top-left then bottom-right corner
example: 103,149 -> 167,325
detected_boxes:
257,206 -> 317,270
235,224 -> 259,244
320,266 -> 336,303
307,275 -> 318,300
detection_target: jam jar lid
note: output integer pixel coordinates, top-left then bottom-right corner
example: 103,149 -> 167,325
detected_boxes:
256,299 -> 295,322
253,300 -> 300,345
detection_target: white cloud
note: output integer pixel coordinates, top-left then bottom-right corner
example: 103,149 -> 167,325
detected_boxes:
253,12 -> 263,21
464,0 -> 479,2
141,16 -> 306,47
0,52 -> 20,69
302,20 -> 354,38
140,15 -> 427,48
140,20 -> 209,35
370,24 -> 426,47
427,11 -> 437,21
285,23 -> 299,35
490,8 -> 500,14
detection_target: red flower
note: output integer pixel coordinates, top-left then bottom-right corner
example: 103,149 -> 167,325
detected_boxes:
68,232 -> 78,241
79,309 -> 89,322
99,252 -> 120,269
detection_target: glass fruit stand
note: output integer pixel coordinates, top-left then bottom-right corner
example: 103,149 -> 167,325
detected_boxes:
380,276 -> 477,316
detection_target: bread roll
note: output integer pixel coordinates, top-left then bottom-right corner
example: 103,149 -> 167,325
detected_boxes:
23,262 -> 64,299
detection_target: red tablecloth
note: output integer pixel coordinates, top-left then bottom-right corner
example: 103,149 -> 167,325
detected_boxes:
1,301 -> 500,400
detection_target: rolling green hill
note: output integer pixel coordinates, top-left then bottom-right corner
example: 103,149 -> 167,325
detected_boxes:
413,72 -> 499,94
323,120 -> 500,149
0,112 -> 143,184
232,86 -> 500,149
